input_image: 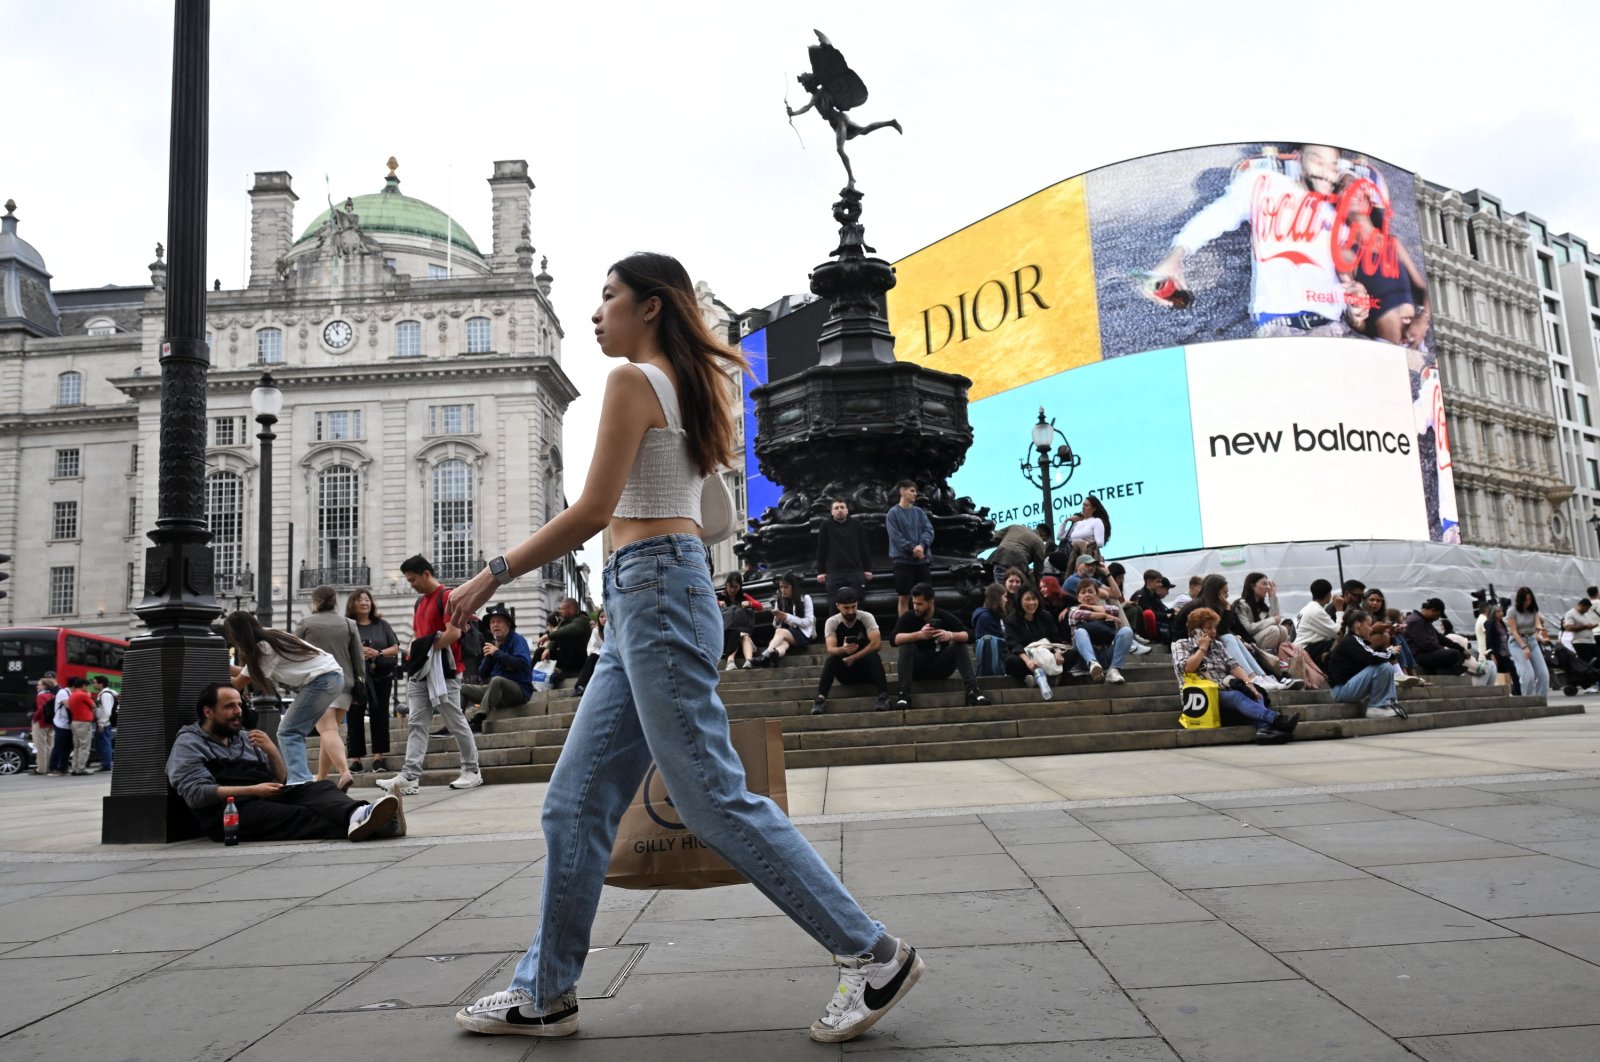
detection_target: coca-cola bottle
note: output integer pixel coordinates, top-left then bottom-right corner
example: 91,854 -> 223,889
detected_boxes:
1135,271 -> 1193,309
223,797 -> 240,847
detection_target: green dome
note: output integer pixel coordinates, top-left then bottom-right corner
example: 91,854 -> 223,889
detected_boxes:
295,175 -> 480,255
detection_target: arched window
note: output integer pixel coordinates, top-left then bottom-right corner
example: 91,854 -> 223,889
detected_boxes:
205,472 -> 244,583
85,317 -> 116,336
465,316 -> 491,354
316,464 -> 361,577
257,327 -> 284,365
57,371 -> 84,406
432,459 -> 474,581
395,320 -> 422,358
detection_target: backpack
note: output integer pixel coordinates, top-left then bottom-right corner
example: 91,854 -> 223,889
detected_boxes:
102,687 -> 120,728
974,635 -> 1005,678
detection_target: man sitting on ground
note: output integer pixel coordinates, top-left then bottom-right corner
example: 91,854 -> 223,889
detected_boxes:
812,587 -> 890,714
891,582 -> 989,710
167,682 -> 403,843
1326,609 -> 1407,719
1173,608 -> 1297,743
1293,579 -> 1340,667
462,604 -> 533,732
1403,599 -> 1468,675
540,598 -> 592,687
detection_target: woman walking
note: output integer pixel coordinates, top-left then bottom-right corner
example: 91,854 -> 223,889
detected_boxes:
221,611 -> 346,786
348,587 -> 399,773
447,253 -> 922,1043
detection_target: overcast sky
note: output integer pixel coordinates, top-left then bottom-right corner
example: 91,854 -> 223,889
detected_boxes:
9,0 -> 1600,569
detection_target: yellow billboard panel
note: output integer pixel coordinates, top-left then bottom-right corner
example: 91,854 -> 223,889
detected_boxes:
886,176 -> 1099,401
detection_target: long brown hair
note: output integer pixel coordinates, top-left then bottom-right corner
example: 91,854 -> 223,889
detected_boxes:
221,610 -> 321,696
345,587 -> 383,622
609,252 -> 750,476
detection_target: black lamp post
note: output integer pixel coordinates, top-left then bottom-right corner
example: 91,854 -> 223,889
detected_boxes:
252,373 -> 282,628
1019,407 -> 1079,531
103,0 -> 223,843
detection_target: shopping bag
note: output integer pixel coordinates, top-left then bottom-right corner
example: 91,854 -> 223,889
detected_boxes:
530,659 -> 557,692
1026,639 -> 1064,677
1178,674 -> 1221,729
605,717 -> 788,890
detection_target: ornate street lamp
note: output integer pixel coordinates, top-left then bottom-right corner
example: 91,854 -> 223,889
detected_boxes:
1019,407 -> 1079,531
251,372 -> 282,627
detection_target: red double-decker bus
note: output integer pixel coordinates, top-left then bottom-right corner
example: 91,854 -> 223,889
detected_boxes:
0,627 -> 127,730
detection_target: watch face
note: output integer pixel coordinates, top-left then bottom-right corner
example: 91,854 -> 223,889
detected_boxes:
323,320 -> 354,349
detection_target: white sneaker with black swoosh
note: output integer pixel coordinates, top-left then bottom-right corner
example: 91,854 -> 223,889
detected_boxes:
809,939 -> 925,1043
454,988 -> 579,1037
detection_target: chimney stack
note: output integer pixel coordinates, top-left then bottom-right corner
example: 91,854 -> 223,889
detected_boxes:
487,160 -> 533,274
248,172 -> 297,287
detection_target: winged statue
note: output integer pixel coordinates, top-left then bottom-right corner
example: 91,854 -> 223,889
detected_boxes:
785,30 -> 902,189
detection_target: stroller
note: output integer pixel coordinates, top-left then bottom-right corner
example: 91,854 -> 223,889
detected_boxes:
1548,643 -> 1600,696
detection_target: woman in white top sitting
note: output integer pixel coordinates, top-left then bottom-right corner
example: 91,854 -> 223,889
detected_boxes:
1058,495 -> 1109,564
222,611 -> 345,787
759,571 -> 817,667
445,254 -> 919,1044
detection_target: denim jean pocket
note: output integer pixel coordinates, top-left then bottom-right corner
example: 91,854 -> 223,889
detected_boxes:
684,584 -> 721,667
612,553 -> 661,594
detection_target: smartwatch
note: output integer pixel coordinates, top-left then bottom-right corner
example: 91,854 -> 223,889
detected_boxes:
487,555 -> 515,586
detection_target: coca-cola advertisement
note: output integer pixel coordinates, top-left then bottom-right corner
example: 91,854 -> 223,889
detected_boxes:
1085,142 -> 1455,542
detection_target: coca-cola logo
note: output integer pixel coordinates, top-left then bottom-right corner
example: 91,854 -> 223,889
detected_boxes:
1248,173 -> 1401,281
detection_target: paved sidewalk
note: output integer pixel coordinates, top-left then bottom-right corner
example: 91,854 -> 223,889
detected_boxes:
0,712 -> 1597,1059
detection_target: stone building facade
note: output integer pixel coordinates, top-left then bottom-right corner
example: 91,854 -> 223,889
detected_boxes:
0,160 -> 579,641
1417,182 -> 1571,553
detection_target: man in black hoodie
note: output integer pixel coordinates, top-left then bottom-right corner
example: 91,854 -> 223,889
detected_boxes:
816,497 -> 874,602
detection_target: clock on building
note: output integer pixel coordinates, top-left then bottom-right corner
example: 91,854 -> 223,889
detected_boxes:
322,320 -> 354,349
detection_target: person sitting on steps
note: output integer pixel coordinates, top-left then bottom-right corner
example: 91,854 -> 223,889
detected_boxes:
1004,585 -> 1077,700
812,586 -> 890,714
890,582 -> 989,711
458,603 -> 534,733
1068,580 -> 1135,684
1172,609 -> 1298,743
759,572 -> 816,667
1326,608 -> 1409,719
719,571 -> 763,670
573,608 -> 606,696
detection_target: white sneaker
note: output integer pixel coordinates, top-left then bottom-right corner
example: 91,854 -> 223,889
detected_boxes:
1255,675 -> 1284,691
725,658 -> 738,672
1089,662 -> 1105,683
1033,668 -> 1053,701
347,793 -> 400,841
1278,676 -> 1306,690
1129,640 -> 1153,656
376,773 -> 419,796
1365,704 -> 1401,719
809,939 -> 925,1043
1106,667 -> 1126,685
1396,674 -> 1425,688
450,770 -> 484,790
455,988 -> 579,1037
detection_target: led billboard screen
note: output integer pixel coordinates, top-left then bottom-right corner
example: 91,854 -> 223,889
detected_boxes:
744,142 -> 1454,557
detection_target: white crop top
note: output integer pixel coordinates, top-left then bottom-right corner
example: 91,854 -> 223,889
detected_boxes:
613,362 -> 704,523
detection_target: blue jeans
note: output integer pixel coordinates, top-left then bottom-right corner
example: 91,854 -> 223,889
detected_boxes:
276,671 -> 344,785
1331,663 -> 1397,708
94,725 -> 114,770
1073,625 -> 1134,670
49,725 -> 73,773
1512,645 -> 1550,697
1219,688 -> 1279,727
510,534 -> 882,1008
1221,634 -> 1268,678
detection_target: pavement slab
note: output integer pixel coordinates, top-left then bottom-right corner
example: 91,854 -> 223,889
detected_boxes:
578,963 -> 837,1038
1220,800 -> 1401,828
537,1028 -> 841,1060
843,852 -> 1033,896
1034,872 -> 1214,928
1005,840 -> 1146,878
0,859 -> 153,884
1398,1026 -> 1600,1061
1282,937 -> 1600,1037
304,860 -> 526,905
1367,854 -> 1600,918
1082,813 -> 1265,845
842,823 -> 1005,861
1494,912 -> 1600,964
1339,787 -> 1523,811
1119,836 -> 1370,889
388,839 -> 547,867
1185,878 -> 1512,952
623,915 -> 828,974
0,961 -> 369,1062
978,809 -> 1100,846
153,861 -> 385,902
1077,920 -> 1295,988
861,888 -> 1076,947
227,1007 -> 538,1061
8,895 -> 305,957
0,889 -> 180,939
0,951 -> 185,1037
1131,979 -> 1415,1061
1265,819 -> 1529,866
47,863 -> 250,895
837,942 -> 1153,1051
847,1041 -> 1182,1061
1404,802 -> 1600,843
173,897 -> 466,967
1526,837 -> 1600,868
639,882 -> 784,921
312,951 -> 513,1011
